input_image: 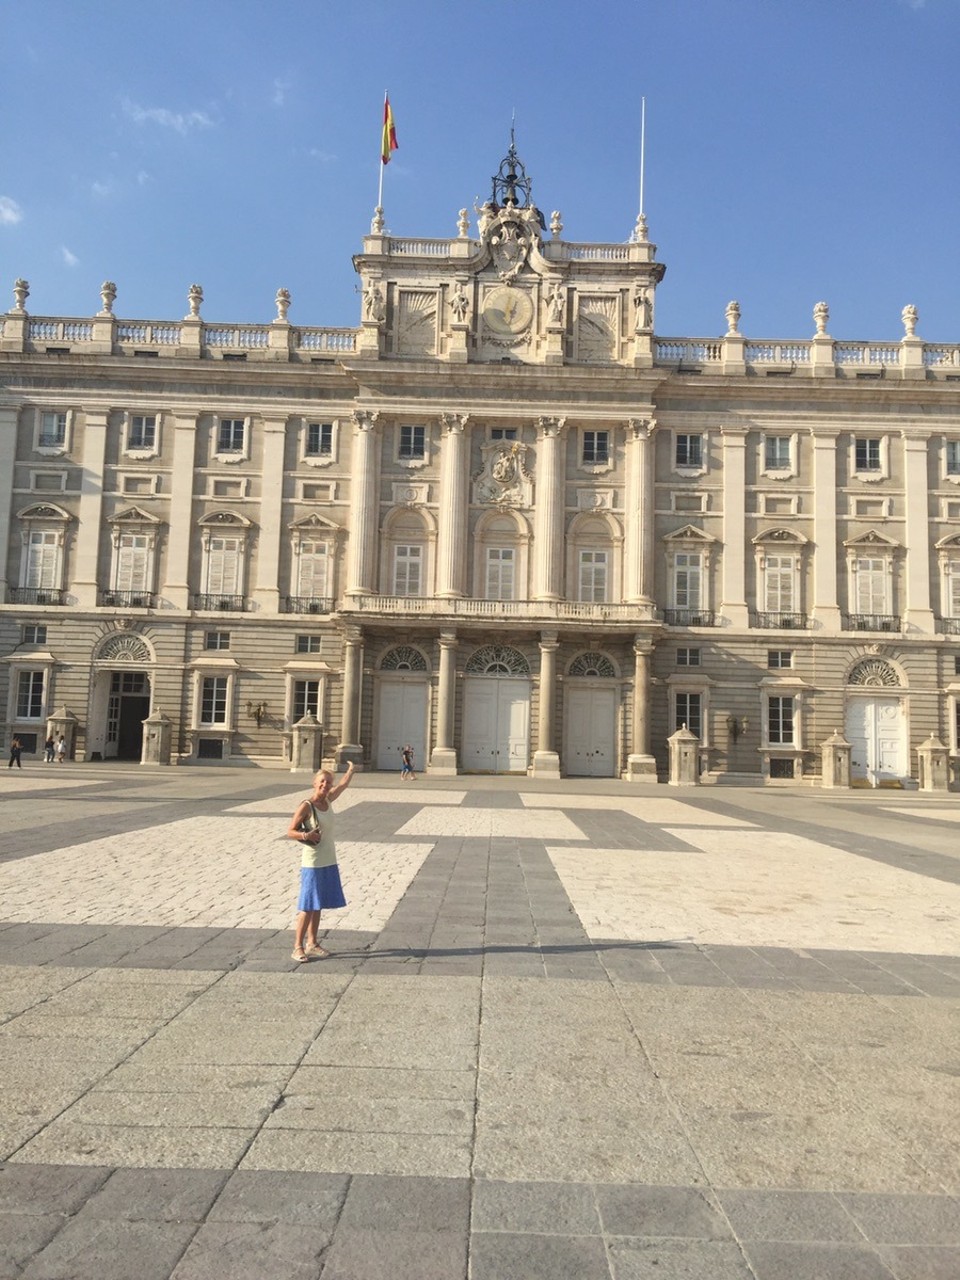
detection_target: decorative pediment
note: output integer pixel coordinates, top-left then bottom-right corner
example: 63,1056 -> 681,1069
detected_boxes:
935,532 -> 960,551
843,529 -> 899,549
752,527 -> 808,546
289,513 -> 341,534
94,632 -> 153,665
198,509 -> 252,529
107,505 -> 161,527
17,502 -> 70,523
663,524 -> 716,544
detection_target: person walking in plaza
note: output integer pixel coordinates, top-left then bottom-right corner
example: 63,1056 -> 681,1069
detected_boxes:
55,735 -> 66,763
43,734 -> 55,764
286,762 -> 355,963
400,743 -> 416,781
8,736 -> 22,769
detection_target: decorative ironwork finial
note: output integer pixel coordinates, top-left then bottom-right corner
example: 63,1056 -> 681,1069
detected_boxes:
491,125 -> 532,210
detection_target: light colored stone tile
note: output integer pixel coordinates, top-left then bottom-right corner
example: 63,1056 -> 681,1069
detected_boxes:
11,1122 -> 254,1168
240,1128 -> 472,1177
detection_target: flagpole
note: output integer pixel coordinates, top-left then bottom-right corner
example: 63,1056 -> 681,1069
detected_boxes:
639,95 -> 646,219
377,91 -> 387,211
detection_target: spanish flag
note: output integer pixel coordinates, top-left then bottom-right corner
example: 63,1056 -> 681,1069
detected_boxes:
381,95 -> 398,164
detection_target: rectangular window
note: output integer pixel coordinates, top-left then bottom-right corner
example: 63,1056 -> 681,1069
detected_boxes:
856,557 -> 887,614
485,547 -> 515,600
399,425 -> 425,460
954,655 -> 960,676
115,533 -> 150,593
674,552 -> 702,609
296,635 -> 321,654
129,415 -> 156,450
948,565 -> 960,618
293,680 -> 321,722
768,650 -> 793,669
39,411 -> 66,448
217,418 -> 245,453
25,531 -> 59,590
204,631 -> 230,651
491,428 -> 517,440
16,670 -> 44,719
764,436 -> 791,470
306,422 -> 333,456
297,541 -> 329,597
676,434 -> 703,468
947,441 -> 960,475
200,676 -> 228,724
855,438 -> 882,471
22,624 -> 47,645
582,430 -> 609,465
677,648 -> 701,667
578,550 -> 608,602
768,696 -> 795,745
674,692 -> 702,738
206,537 -> 241,595
764,554 -> 795,613
393,545 -> 422,596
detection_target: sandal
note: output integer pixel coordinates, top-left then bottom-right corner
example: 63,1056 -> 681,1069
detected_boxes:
291,947 -> 309,963
306,944 -> 331,959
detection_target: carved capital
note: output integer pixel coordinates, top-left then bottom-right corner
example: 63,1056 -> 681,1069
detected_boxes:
627,416 -> 655,442
352,410 -> 380,433
537,415 -> 566,439
440,412 -> 469,436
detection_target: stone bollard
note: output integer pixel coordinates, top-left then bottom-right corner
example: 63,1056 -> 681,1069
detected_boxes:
916,734 -> 949,792
820,730 -> 852,789
667,724 -> 701,786
291,712 -> 323,773
141,707 -> 172,766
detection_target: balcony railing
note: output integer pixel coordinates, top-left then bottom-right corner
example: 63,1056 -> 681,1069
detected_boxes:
284,596 -> 334,615
938,617 -> 960,635
845,613 -> 901,633
7,587 -> 66,606
338,596 -> 660,623
192,594 -> 247,612
663,609 -> 718,627
98,589 -> 155,609
752,611 -> 808,630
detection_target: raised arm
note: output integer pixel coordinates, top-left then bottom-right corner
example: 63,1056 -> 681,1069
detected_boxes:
328,761 -> 356,802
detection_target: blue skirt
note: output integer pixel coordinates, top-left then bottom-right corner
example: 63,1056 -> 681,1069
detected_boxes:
297,864 -> 346,912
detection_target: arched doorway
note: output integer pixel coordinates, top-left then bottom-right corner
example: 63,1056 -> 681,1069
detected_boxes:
564,651 -> 619,777
462,645 -> 531,773
88,631 -> 153,762
844,657 -> 907,786
374,645 -> 430,772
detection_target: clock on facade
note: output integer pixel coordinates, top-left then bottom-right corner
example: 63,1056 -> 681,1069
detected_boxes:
482,286 -> 534,336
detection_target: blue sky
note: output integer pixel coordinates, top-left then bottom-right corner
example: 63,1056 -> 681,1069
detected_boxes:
2,0 -> 958,341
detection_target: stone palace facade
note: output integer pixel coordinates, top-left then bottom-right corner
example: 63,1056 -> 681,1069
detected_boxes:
3,144 -> 960,784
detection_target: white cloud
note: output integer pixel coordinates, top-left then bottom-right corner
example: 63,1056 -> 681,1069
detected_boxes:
136,170 -> 151,187
91,180 -> 113,199
61,246 -> 78,267
272,76 -> 292,108
0,196 -> 23,226
308,148 -> 336,164
123,98 -> 214,135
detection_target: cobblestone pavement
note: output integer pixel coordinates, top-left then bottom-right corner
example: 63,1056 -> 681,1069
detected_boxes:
1,766 -> 959,1279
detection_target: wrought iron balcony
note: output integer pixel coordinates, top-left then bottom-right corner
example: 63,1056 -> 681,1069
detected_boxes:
938,617 -> 960,635
845,613 -> 901,633
192,593 -> 247,612
7,587 -> 66,606
752,611 -> 808,629
663,608 -> 718,627
283,596 -> 334,615
98,589 -> 155,609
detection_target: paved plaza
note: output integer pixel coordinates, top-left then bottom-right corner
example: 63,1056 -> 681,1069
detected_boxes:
1,766 -> 959,1279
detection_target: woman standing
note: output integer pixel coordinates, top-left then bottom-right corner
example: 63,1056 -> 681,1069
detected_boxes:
286,762 -> 355,963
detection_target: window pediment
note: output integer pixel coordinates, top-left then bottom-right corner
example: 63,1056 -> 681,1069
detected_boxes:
843,529 -> 899,550
752,527 -> 808,546
663,524 -> 716,545
17,502 -> 71,524
289,513 -> 341,534
108,505 -> 161,527
198,510 -> 252,529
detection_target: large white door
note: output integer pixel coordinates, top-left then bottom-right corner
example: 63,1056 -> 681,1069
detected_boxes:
461,676 -> 530,773
376,680 -> 428,771
845,697 -> 906,786
565,687 -> 617,777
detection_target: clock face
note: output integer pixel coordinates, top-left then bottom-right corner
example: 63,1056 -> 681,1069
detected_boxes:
483,286 -> 533,336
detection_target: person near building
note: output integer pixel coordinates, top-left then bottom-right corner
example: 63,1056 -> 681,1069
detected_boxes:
400,744 -> 416,781
286,762 -> 355,963
55,735 -> 66,763
43,734 -> 55,764
8,736 -> 22,769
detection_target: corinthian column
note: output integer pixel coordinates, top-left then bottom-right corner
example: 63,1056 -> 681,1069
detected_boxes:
429,630 -> 459,776
345,411 -> 379,596
624,417 -> 655,607
719,424 -> 749,626
531,630 -> 561,778
436,413 -> 469,598
533,416 -> 566,600
337,625 -> 364,767
626,636 -> 658,780
903,432 -> 934,633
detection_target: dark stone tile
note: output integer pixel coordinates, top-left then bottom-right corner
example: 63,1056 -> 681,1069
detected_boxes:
878,1245 -> 960,1279
471,1180 -> 600,1235
0,1213 -> 64,1279
337,1175 -> 469,1233
21,1217 -> 199,1280
742,1240 -> 896,1279
837,1194 -> 960,1245
470,1231 -> 610,1280
608,1237 -> 755,1279
170,1221 -> 330,1280
716,1188 -> 865,1243
0,1163 -> 112,1215
320,1229 -> 466,1280
81,1168 -> 230,1222
597,1184 -> 729,1239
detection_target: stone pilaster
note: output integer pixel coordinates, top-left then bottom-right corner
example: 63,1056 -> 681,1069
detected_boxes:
533,416 -> 565,600
811,430 -> 842,629
0,406 -> 17,601
344,412 -> 379,596
163,413 -> 199,609
624,417 -> 655,605
719,425 -> 749,626
903,432 -> 935,632
252,417 -> 288,613
531,631 -> 561,778
625,636 -> 657,780
73,409 -> 109,607
436,413 -> 469,598
337,626 -> 364,766
429,630 -> 459,775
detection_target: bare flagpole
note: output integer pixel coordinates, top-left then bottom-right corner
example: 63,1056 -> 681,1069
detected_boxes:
639,95 -> 646,218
